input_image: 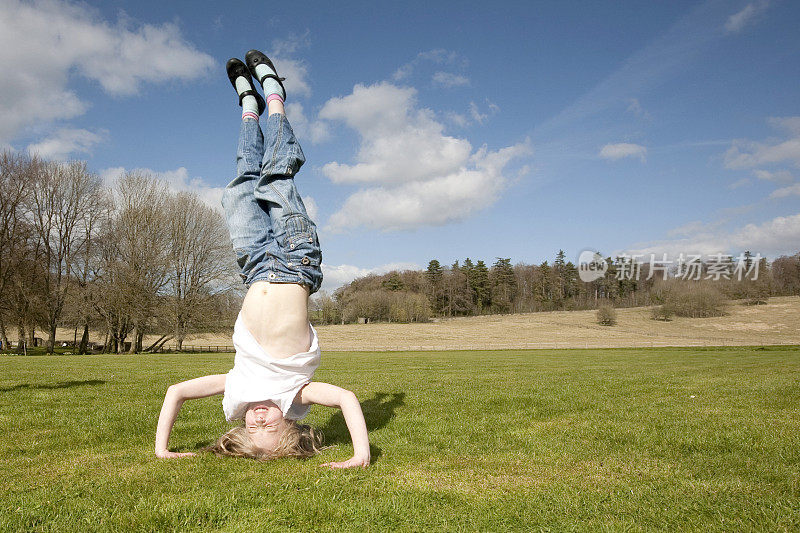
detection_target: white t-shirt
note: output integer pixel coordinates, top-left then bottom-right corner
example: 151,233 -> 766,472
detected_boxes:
222,314 -> 321,422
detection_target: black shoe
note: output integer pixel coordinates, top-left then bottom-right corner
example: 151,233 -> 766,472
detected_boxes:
245,49 -> 287,101
226,57 -> 265,114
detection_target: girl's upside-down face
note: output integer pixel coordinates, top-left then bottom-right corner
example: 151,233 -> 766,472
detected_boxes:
244,401 -> 287,453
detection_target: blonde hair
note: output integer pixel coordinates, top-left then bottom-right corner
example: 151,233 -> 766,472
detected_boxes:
206,421 -> 323,460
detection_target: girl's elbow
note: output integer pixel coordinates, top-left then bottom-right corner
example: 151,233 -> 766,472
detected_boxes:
341,389 -> 359,405
166,384 -> 184,401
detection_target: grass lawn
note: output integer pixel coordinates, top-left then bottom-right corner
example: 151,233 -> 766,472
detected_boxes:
1,346 -> 799,531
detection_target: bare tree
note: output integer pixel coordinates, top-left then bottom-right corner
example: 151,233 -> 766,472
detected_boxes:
91,226 -> 133,353
0,153 -> 51,352
165,192 -> 233,350
70,185 -> 110,353
0,151 -> 32,348
8,217 -> 48,353
99,172 -> 171,353
29,159 -> 103,353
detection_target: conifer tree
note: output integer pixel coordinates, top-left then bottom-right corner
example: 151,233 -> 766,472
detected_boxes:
490,257 -> 516,313
472,260 -> 491,312
446,260 -> 474,316
382,271 -> 405,291
425,259 -> 444,314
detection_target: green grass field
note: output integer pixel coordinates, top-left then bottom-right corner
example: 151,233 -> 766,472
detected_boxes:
1,347 -> 799,531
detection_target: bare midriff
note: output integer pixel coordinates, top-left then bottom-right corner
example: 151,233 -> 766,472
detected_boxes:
240,281 -> 311,358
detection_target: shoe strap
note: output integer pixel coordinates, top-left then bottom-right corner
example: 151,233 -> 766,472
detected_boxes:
257,73 -> 286,85
238,89 -> 259,106
257,73 -> 287,99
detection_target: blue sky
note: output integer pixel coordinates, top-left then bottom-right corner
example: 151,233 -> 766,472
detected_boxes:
2,0 -> 799,291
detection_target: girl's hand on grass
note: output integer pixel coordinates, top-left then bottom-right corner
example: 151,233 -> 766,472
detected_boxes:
155,450 -> 196,459
320,455 -> 370,469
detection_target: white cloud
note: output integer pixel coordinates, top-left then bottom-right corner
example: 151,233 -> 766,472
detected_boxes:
666,219 -> 722,238
418,49 -> 462,64
770,183 -> 800,199
626,98 -> 651,119
99,166 -> 125,186
731,213 -> 800,254
432,71 -> 469,88
327,142 -> 531,232
626,98 -> 642,115
768,116 -> 800,135
753,169 -> 794,184
729,177 -> 751,189
725,139 -> 800,169
469,101 -> 488,124
724,117 -> 800,170
626,212 -> 800,257
445,112 -> 469,128
725,1 -> 769,33
26,128 -> 105,160
320,261 -> 419,293
0,0 -> 214,144
319,83 -> 472,185
101,166 -> 224,211
270,56 -> 311,99
599,143 -> 647,162
316,82 -> 530,231
392,63 -> 414,82
392,49 -> 466,81
271,30 -> 311,57
303,195 -> 319,223
724,118 -> 800,200
444,101 -> 499,128
285,102 -> 330,144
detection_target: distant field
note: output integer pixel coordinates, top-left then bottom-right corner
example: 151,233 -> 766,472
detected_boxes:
312,295 -> 800,351
47,296 -> 800,351
1,347 -> 798,530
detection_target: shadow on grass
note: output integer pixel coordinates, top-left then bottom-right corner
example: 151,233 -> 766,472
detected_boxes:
0,379 -> 106,392
316,392 -> 405,462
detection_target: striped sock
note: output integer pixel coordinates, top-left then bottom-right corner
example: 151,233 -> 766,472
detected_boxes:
242,105 -> 259,121
254,63 -> 285,101
235,77 -> 260,121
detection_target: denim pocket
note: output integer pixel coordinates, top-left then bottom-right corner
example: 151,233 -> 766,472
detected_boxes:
286,145 -> 305,176
232,248 -> 252,282
233,250 -> 249,270
282,213 -> 321,268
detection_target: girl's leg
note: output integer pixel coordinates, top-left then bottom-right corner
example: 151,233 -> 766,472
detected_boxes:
252,102 -> 322,294
221,53 -> 322,295
221,118 -> 280,283
222,57 -> 283,285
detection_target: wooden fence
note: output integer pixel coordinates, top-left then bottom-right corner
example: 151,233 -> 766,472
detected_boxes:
163,339 -> 798,353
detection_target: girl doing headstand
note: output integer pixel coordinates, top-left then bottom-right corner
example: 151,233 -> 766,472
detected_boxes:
154,50 -> 369,468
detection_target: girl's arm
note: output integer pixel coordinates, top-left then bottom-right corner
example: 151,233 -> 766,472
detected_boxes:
154,374 -> 227,458
299,382 -> 370,468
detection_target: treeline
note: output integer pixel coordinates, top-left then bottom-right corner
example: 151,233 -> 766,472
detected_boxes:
5,148 -> 800,344
312,251 -> 800,325
0,151 -> 240,354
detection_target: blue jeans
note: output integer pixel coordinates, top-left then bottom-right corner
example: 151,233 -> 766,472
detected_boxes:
221,113 -> 322,293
